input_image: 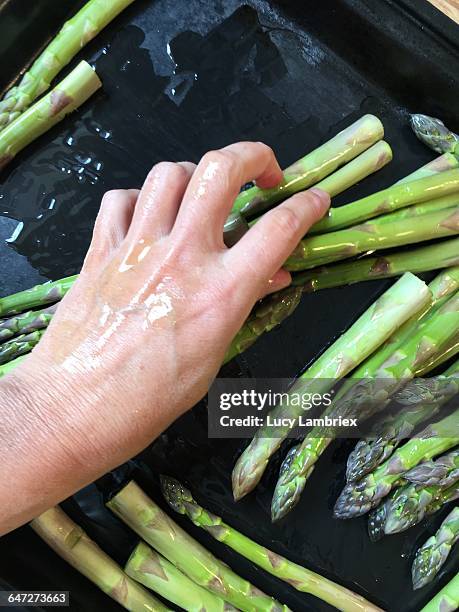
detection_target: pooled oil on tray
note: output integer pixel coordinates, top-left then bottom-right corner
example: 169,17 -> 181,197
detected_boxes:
0,0 -> 458,610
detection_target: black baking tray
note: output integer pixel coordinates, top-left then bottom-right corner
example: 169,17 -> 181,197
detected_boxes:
0,1 -> 458,610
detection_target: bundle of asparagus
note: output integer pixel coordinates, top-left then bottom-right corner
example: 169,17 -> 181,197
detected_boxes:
346,358 -> 459,483
160,476 -> 382,612
107,480 -> 382,612
107,481 -> 288,612
233,273 -> 431,501
0,61 -> 102,171
31,506 -> 170,611
0,0 -> 136,129
334,410 -> 459,519
271,285 -> 459,521
367,449 -> 459,541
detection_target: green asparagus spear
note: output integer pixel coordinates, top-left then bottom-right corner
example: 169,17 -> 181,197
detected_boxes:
232,273 -> 431,501
0,329 -> 44,365
160,476 -> 383,612
232,115 -> 384,217
346,358 -> 459,483
125,541 -> 233,611
31,506 -> 169,612
370,194 -> 458,225
411,114 -> 459,158
404,449 -> 459,488
107,481 -> 288,612
420,572 -> 459,612
223,211 -> 249,246
271,289 -> 459,521
0,304 -> 57,342
333,410 -> 459,519
412,506 -> 459,590
0,0 -> 135,129
417,337 -> 459,376
354,270 -> 459,378
384,480 -> 459,535
224,286 -> 303,363
0,61 -> 101,171
0,275 -> 76,317
310,140 -> 392,197
367,478 -> 458,542
0,355 -> 27,377
285,205 -> 459,272
400,153 -> 459,181
293,238 -> 459,293
307,168 -> 459,235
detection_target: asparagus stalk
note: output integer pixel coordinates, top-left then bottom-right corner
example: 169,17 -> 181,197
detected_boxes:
271,289 -> 459,520
0,329 -> 44,365
400,153 -> 459,181
411,114 -> 459,157
352,270 -> 459,379
308,168 -> 459,235
404,449 -> 459,488
232,115 -> 384,217
0,61 -> 101,171
0,275 -> 76,317
232,273 -> 431,501
223,211 -> 249,246
0,304 -> 57,343
420,572 -> 459,612
125,541 -> 233,611
285,205 -> 459,272
417,338 -> 459,376
160,476 -> 383,612
346,359 -> 459,484
0,0 -> 135,129
293,239 -> 459,293
238,143 -> 392,237
311,140 -> 392,197
0,355 -> 27,377
224,286 -> 303,363
31,506 -> 169,612
107,481 -> 288,612
384,480 -> 459,535
412,506 -> 459,590
370,194 -> 458,225
333,410 -> 459,519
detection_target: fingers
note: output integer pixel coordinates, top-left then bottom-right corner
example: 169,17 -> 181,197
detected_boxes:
173,142 -> 282,247
81,189 -> 139,274
226,188 -> 330,300
126,161 -> 196,243
262,269 -> 292,298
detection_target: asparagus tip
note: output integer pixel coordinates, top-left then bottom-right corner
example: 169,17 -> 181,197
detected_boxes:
160,475 -> 190,514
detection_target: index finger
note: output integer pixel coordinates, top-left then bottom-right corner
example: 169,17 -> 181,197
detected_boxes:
172,141 -> 282,247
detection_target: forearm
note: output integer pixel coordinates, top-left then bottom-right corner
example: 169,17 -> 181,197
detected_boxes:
0,359 -> 175,535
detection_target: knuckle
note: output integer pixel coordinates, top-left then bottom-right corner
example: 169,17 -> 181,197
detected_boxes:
147,161 -> 173,179
271,206 -> 301,237
255,140 -> 275,159
101,189 -> 124,205
203,149 -> 241,176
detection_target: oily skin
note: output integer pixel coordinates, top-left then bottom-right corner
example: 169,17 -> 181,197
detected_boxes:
0,142 -> 329,534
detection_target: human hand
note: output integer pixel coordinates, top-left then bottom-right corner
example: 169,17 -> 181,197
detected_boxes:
1,142 -> 329,530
